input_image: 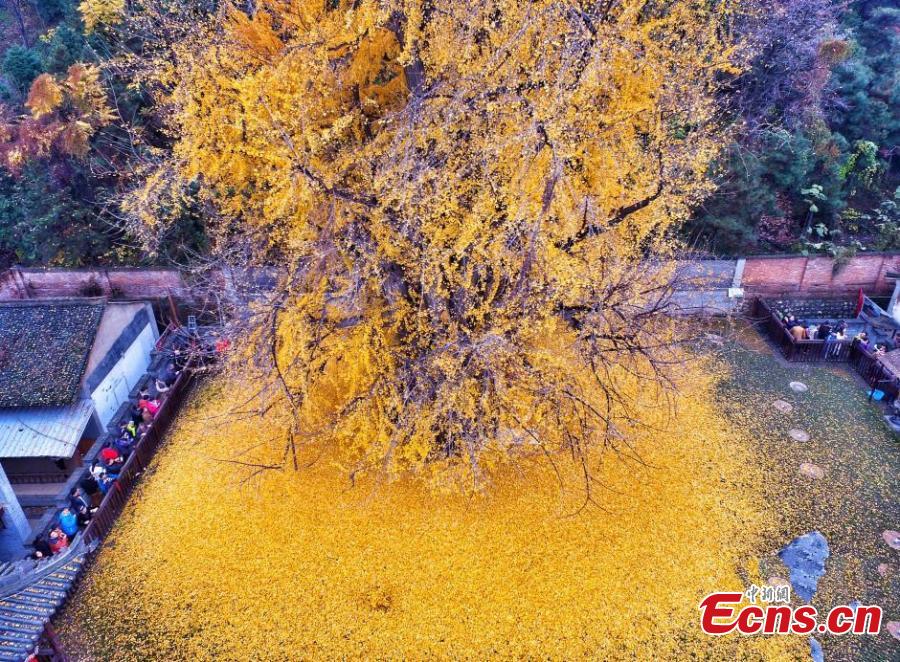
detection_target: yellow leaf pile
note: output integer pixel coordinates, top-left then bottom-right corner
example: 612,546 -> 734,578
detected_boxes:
57,366 -> 804,659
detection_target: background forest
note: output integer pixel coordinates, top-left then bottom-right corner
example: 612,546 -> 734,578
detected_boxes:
0,0 -> 897,268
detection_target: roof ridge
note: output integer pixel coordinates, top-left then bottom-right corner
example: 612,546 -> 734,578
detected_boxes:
0,299 -> 106,308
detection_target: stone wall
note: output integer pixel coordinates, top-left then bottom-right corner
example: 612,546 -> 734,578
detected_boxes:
1,253 -> 898,312
765,298 -> 858,320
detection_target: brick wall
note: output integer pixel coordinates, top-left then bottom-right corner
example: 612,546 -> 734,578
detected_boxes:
0,267 -> 189,301
0,268 -> 28,300
741,254 -> 900,296
1,253 -> 898,308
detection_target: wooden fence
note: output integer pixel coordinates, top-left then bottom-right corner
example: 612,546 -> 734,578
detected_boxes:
754,298 -> 854,363
755,297 -> 900,403
82,365 -> 194,546
849,345 -> 900,402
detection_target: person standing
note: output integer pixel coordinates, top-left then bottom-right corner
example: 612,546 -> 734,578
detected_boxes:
48,528 -> 69,554
70,487 -> 93,525
58,508 -> 79,538
818,321 -> 833,357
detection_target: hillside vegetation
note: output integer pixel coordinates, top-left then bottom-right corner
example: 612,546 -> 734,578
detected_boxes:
0,0 -> 896,266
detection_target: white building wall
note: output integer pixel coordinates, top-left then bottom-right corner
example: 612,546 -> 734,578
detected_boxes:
90,323 -> 157,426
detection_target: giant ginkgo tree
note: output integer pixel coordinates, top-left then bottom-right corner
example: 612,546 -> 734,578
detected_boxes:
126,0 -> 752,491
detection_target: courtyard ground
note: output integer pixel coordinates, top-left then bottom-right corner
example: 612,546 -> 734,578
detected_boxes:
713,322 -> 900,660
52,321 -> 899,660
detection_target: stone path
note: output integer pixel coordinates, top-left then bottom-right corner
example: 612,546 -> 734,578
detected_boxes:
789,429 -> 810,442
778,378 -> 898,659
772,399 -> 793,413
882,530 -> 900,551
798,463 -> 825,479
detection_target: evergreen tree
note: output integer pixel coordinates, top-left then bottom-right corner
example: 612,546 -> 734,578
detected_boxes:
689,0 -> 899,254
2,45 -> 42,95
0,163 -> 114,267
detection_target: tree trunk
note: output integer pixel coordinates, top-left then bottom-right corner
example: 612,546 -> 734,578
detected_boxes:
5,0 -> 30,47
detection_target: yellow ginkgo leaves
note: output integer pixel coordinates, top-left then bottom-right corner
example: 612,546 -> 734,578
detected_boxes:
79,0 -> 125,33
116,0 -> 760,486
25,75 -> 63,119
57,366 -> 805,659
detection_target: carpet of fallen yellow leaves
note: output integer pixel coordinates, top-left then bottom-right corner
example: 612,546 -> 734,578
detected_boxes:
57,368 -> 804,660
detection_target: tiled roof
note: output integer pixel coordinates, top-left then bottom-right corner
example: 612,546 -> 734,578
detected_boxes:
0,548 -> 88,661
0,301 -> 104,408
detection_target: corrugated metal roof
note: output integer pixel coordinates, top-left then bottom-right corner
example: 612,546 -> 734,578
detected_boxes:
0,399 -> 94,459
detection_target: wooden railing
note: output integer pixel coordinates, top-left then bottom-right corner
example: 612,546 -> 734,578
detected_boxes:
82,364 -> 194,546
787,337 -> 854,363
757,297 -> 797,358
754,298 -> 853,363
756,297 -> 900,402
849,344 -> 900,402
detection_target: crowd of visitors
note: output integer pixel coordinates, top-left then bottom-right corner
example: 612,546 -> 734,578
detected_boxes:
779,313 -> 847,343
769,305 -> 900,424
26,323 -> 227,561
30,358 -> 184,560
779,314 -> 850,357
778,312 -> 895,356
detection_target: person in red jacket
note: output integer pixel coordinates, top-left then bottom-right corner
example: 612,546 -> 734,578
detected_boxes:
100,445 -> 124,476
48,527 -> 69,554
99,446 -> 120,463
139,396 -> 160,416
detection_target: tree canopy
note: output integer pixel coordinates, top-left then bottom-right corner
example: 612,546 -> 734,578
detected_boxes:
118,0 -> 755,487
0,0 -> 894,267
